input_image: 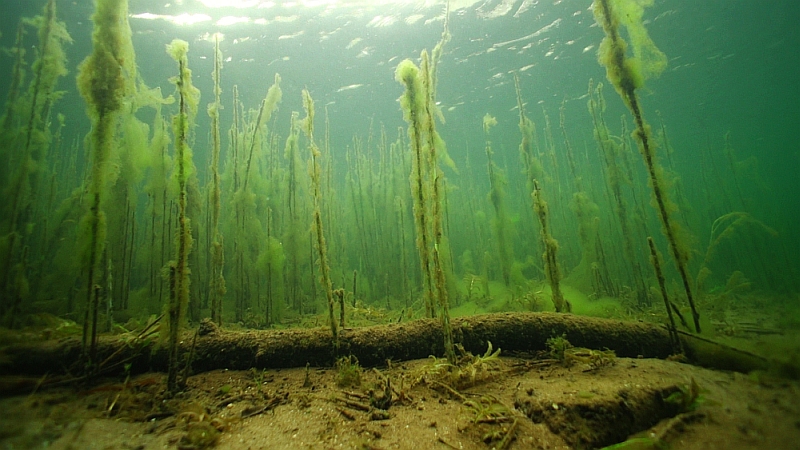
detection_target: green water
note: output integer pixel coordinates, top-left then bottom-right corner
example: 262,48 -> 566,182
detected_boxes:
0,0 -> 798,353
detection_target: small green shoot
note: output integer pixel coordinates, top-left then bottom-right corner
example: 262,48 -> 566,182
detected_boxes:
545,334 -> 616,370
463,395 -> 511,423
664,377 -> 705,412
546,334 -> 573,361
336,355 -> 362,388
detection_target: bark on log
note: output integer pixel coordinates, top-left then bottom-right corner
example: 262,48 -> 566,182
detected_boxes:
0,312 -> 786,378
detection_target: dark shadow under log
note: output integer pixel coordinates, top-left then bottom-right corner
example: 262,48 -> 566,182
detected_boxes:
0,312 -> 792,380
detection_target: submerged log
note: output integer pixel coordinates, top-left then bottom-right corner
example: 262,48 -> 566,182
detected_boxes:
0,312 -> 790,379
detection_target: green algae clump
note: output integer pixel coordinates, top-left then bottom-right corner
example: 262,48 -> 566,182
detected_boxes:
76,0 -> 131,364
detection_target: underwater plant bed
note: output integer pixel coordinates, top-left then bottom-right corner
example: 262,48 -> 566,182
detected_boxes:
1,354 -> 799,450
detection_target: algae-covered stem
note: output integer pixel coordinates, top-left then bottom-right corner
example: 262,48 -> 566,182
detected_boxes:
9,0 -> 57,239
397,60 -> 435,320
3,0 -> 70,312
208,34 -> 226,325
166,39 -> 199,393
303,89 -> 338,345
421,51 -> 456,365
559,99 -> 581,192
533,180 -> 570,313
0,22 -> 25,132
482,113 -> 512,288
242,74 -> 281,191
285,112 -> 302,313
593,0 -> 700,332
648,237 -> 682,354
76,0 -> 130,365
589,81 -> 648,306
395,50 -> 456,364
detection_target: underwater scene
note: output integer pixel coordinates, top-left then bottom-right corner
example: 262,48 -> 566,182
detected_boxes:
0,0 -> 799,448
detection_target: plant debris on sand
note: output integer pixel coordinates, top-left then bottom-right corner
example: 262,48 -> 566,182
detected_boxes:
2,351 -> 799,450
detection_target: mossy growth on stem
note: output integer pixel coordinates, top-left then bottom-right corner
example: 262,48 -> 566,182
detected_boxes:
396,52 -> 456,364
482,113 -> 512,289
513,74 -> 543,195
208,33 -> 226,325
1,0 -> 72,324
302,89 -> 338,345
242,74 -> 282,191
76,0 -> 132,365
593,0 -> 699,331
533,180 -> 570,313
648,237 -> 682,353
0,22 -> 27,135
593,0 -> 666,107
421,49 -> 456,365
395,58 -> 435,320
165,38 -> 199,393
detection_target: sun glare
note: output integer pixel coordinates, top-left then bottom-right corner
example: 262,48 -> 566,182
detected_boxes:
199,0 -> 261,8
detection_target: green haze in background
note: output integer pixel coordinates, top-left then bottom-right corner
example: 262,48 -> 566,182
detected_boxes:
0,0 -> 797,357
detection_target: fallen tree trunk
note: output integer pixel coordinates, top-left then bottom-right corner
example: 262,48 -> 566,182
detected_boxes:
0,312 -> 790,378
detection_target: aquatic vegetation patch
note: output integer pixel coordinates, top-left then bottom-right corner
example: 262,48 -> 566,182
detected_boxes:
335,354 -> 362,388
409,341 -> 502,391
547,334 -> 617,370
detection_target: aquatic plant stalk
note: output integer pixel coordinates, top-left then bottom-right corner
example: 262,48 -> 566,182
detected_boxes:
0,21 -> 26,133
303,89 -> 338,344
482,114 -> 512,288
421,51 -> 456,365
593,0 -> 699,331
2,0 -> 70,305
396,50 -> 455,363
166,38 -> 199,393
588,81 -> 648,305
533,180 -> 569,313
284,111 -> 302,313
396,58 -> 435,319
208,34 -> 225,325
76,0 -> 130,364
242,75 -> 281,191
648,237 -> 682,353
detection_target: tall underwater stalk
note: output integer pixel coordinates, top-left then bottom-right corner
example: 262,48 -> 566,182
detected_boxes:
284,111 -> 302,313
0,22 -> 26,134
396,49 -> 456,364
421,50 -> 456,365
588,81 -> 648,305
208,34 -> 225,325
1,0 -> 71,320
396,59 -> 435,320
243,75 -> 282,191
76,0 -> 130,365
17,0 -> 65,211
482,114 -> 512,288
593,0 -> 700,331
166,38 -> 199,393
533,180 -> 570,313
302,89 -> 338,344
